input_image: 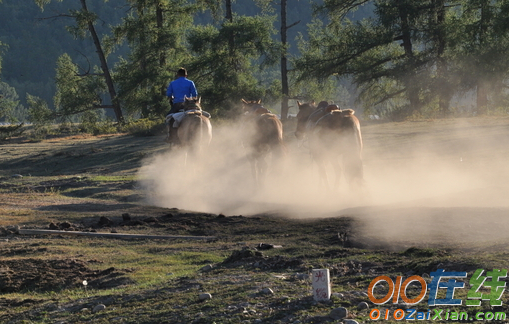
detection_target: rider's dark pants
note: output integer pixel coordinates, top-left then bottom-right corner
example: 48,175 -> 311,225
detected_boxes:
167,102 -> 186,115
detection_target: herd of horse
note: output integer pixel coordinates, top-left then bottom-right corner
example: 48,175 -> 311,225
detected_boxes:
168,97 -> 364,191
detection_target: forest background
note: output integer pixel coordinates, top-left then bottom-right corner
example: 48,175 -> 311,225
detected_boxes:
0,0 -> 508,131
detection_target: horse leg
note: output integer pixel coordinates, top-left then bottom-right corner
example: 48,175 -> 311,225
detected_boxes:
171,125 -> 181,146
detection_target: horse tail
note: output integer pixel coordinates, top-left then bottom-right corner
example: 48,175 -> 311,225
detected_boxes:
344,115 -> 364,184
275,118 -> 287,159
194,115 -> 203,156
196,114 -> 207,156
200,116 -> 210,153
265,116 -> 286,172
198,115 -> 212,155
183,114 -> 201,154
346,115 -> 362,156
355,120 -> 363,155
337,114 -> 362,154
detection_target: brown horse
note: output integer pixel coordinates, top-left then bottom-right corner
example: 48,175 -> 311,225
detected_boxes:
315,109 -> 363,189
241,99 -> 286,185
177,97 -> 212,161
294,101 -> 329,140
295,101 -> 363,190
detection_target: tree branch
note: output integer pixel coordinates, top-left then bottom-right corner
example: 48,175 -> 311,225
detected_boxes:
35,14 -> 76,20
372,89 -> 406,106
315,0 -> 371,20
286,20 -> 300,29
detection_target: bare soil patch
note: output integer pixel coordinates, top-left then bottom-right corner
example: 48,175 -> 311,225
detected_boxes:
0,257 -> 134,293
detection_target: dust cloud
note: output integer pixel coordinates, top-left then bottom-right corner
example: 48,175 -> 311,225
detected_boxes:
138,116 -> 509,249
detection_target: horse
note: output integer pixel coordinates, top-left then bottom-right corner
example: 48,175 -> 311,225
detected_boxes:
295,101 -> 363,190
176,97 -> 212,163
295,100 -> 329,140
315,108 -> 364,189
241,99 -> 286,185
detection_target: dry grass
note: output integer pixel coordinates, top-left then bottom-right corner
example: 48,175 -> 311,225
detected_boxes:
0,117 -> 509,323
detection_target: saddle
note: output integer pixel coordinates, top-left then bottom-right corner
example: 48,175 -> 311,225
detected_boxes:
166,110 -> 211,128
166,96 -> 210,145
325,104 -> 341,113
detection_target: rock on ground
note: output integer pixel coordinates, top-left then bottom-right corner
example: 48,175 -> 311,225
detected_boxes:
199,293 -> 212,301
329,307 -> 348,320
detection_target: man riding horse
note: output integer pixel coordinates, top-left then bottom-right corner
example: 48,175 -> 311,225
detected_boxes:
166,68 -> 198,144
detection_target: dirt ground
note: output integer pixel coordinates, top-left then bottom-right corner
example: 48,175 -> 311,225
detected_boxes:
1,117 -> 509,323
0,257 -> 134,293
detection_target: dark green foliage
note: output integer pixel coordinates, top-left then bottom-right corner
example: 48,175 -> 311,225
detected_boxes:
0,41 -> 5,76
0,0 -> 128,111
0,0 -> 326,121
54,53 -> 107,119
297,0 -> 509,119
27,93 -> 52,124
111,0 -> 197,118
296,0 -> 448,118
120,117 -> 166,136
187,14 -> 281,117
8,0 -> 509,121
0,81 -> 27,122
27,93 -> 54,139
447,0 -> 509,114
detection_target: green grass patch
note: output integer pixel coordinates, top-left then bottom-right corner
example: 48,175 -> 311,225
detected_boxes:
88,175 -> 137,182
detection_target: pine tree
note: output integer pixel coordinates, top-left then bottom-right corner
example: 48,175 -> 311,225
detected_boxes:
34,0 -> 124,122
0,40 -> 4,77
111,0 -> 197,118
295,0 -> 459,118
53,53 -> 107,119
449,0 -> 509,114
186,1 -> 280,117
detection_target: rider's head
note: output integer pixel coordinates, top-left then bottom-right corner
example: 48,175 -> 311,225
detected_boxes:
177,68 -> 187,77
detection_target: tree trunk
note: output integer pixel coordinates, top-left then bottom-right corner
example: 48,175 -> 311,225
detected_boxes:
398,3 -> 420,115
156,1 -> 166,115
225,0 -> 235,62
80,0 -> 123,122
280,0 -> 289,121
476,1 -> 489,114
434,0 -> 450,116
138,5 -> 150,117
156,2 -> 164,68
225,0 -> 232,22
225,0 -> 235,53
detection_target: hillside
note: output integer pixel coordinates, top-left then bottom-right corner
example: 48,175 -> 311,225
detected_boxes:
0,0 -> 131,108
0,0 -> 375,111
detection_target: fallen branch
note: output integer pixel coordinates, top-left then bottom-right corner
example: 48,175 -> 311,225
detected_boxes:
19,229 -> 215,241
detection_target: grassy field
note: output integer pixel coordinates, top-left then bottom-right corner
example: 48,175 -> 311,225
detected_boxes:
1,117 -> 509,323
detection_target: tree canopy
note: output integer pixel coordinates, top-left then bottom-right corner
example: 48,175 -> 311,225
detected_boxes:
187,14 -> 281,116
296,0 -> 509,118
2,0 -> 509,122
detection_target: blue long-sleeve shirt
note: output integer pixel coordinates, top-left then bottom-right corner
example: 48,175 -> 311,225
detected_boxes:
166,77 -> 198,103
